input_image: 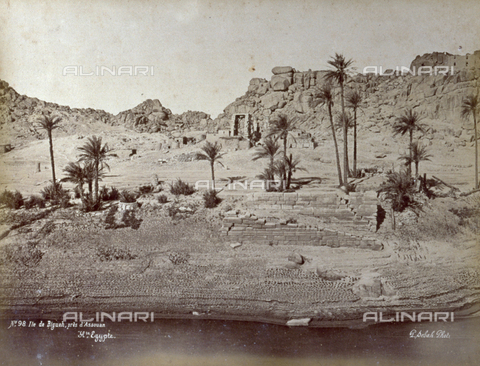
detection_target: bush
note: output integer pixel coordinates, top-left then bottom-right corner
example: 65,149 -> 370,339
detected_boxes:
378,171 -> 417,212
82,195 -> 102,212
100,186 -> 120,201
24,195 -> 46,209
138,184 -> 154,195
203,190 -> 221,208
0,190 -> 24,209
157,194 -> 168,204
119,190 -> 137,203
170,179 -> 196,196
41,183 -> 70,207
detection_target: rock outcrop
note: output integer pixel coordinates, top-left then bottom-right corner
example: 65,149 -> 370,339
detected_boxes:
0,80 -> 211,143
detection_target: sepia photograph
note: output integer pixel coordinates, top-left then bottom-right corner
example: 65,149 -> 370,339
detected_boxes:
0,0 -> 479,365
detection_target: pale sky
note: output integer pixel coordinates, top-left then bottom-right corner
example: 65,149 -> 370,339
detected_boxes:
1,0 -> 479,118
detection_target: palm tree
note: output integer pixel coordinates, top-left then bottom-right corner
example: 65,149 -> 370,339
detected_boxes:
61,161 -> 103,201
36,113 -> 62,194
283,153 -> 307,189
393,109 -> 426,177
78,136 -> 111,201
197,141 -> 225,190
398,141 -> 432,178
461,94 -> 479,188
61,162 -> 87,201
266,114 -> 297,163
317,82 -> 343,186
347,90 -> 363,176
378,171 -> 417,212
252,136 -> 282,166
325,53 -> 354,185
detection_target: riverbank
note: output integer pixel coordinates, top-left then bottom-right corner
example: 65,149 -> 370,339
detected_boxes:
1,199 -> 479,327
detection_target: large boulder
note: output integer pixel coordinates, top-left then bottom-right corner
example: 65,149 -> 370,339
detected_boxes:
272,66 -> 293,75
270,76 -> 291,91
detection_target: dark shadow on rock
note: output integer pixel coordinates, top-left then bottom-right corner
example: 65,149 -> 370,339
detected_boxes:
377,205 -> 386,231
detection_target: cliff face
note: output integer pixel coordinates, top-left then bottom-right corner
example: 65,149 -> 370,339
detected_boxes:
214,51 -> 479,145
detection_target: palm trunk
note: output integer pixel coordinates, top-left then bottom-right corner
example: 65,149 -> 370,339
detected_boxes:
353,108 -> 357,176
474,113 -> 478,189
415,162 -> 419,178
211,162 -> 215,190
48,130 -> 56,192
283,134 -> 288,185
88,180 -> 93,198
94,160 -> 99,202
340,82 -> 349,184
328,104 -> 343,186
408,131 -> 413,177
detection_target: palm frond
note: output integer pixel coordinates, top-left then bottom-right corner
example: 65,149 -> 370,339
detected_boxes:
393,109 -> 426,136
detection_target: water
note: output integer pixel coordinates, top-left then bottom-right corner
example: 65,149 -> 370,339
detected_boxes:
1,317 -> 478,365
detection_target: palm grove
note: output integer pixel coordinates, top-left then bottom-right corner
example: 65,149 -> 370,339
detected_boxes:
7,55 -> 477,212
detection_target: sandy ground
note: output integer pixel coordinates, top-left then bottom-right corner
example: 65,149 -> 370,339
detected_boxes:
0,125 -> 477,195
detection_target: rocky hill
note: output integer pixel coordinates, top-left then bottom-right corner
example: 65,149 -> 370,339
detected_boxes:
0,79 -> 211,144
1,50 -> 479,147
213,51 -> 479,147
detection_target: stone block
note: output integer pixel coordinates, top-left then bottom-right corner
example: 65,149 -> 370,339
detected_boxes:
224,218 -> 243,224
230,226 -> 245,231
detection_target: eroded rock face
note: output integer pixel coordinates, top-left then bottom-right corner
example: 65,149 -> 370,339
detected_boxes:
294,91 -> 313,114
260,92 -> 285,110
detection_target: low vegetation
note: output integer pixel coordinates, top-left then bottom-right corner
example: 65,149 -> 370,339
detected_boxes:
0,190 -> 24,209
170,179 -> 196,196
203,189 -> 221,208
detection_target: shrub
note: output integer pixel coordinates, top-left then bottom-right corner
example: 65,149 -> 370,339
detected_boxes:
378,171 -> 417,212
157,194 -> 168,204
119,190 -> 137,203
41,183 -> 70,207
138,184 -> 154,195
24,195 -> 46,209
0,190 -> 24,209
100,186 -> 120,201
170,179 -> 196,196
82,195 -> 102,212
203,190 -> 221,208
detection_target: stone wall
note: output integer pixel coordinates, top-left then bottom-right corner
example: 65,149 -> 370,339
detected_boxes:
244,190 -> 379,231
220,213 -> 383,250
